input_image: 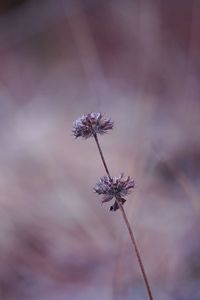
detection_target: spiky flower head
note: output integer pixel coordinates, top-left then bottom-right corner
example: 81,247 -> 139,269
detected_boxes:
72,112 -> 113,139
94,174 -> 135,211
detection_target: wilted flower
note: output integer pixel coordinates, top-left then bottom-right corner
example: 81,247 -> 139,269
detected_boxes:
72,112 -> 153,300
72,112 -> 113,139
94,174 -> 135,211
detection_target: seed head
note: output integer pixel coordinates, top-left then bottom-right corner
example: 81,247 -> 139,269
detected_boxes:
94,174 -> 135,211
72,112 -> 113,139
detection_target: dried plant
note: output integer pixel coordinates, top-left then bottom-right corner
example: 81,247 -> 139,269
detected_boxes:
94,174 -> 135,211
72,112 -> 113,139
72,112 -> 154,300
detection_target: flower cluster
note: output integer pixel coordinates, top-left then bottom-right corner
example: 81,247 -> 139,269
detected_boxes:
72,114 -> 153,300
94,174 -> 135,211
73,112 -> 135,211
72,112 -> 113,139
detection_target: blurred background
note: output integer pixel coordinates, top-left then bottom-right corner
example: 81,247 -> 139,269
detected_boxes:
0,0 -> 200,299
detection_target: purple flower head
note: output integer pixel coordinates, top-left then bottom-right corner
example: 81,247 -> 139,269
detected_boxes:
94,174 -> 135,211
72,112 -> 113,139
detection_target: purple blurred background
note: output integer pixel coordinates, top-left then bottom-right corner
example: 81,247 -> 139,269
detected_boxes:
0,0 -> 200,299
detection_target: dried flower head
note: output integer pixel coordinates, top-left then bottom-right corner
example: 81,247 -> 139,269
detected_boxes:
94,174 -> 135,211
72,112 -> 113,139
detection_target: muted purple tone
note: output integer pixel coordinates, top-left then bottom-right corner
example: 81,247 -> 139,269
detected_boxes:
94,174 -> 134,211
72,112 -> 113,139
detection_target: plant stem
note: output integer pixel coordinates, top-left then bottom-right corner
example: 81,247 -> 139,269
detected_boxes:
93,133 -> 112,180
93,134 -> 154,300
116,199 -> 154,300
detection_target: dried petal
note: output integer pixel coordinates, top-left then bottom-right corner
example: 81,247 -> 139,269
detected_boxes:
94,174 -> 135,211
110,198 -> 126,212
72,112 -> 113,139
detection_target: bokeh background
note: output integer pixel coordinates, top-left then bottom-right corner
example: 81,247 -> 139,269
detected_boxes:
0,0 -> 200,299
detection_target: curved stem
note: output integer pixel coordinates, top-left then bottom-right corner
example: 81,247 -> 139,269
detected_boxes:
93,134 -> 154,300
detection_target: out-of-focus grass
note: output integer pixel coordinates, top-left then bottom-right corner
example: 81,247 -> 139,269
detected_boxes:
0,0 -> 200,299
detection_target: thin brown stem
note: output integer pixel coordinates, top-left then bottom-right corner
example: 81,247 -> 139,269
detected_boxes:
116,198 -> 154,300
93,133 -> 111,180
93,134 -> 154,300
